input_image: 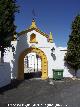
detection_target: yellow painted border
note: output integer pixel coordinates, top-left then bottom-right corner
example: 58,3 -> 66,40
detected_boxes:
18,47 -> 48,80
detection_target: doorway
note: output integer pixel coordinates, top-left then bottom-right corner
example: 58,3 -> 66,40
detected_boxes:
24,52 -> 42,79
18,47 -> 48,80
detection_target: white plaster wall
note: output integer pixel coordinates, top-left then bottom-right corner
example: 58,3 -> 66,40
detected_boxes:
4,47 -> 13,62
10,30 -> 55,79
53,49 -> 64,69
28,30 -> 57,78
63,66 -> 73,77
10,30 -> 74,79
0,28 -> 75,86
4,30 -> 74,79
11,35 -> 29,78
27,30 -> 56,48
54,47 -> 73,78
27,30 -> 56,78
0,63 -> 11,88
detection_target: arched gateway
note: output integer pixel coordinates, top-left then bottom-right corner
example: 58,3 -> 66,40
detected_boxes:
18,47 -> 48,80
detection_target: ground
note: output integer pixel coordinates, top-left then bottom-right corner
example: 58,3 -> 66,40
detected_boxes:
0,79 -> 80,107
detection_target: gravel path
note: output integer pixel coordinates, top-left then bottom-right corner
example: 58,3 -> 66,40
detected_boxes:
0,79 -> 80,107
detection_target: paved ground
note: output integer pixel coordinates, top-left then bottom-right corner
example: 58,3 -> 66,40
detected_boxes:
0,78 -> 80,107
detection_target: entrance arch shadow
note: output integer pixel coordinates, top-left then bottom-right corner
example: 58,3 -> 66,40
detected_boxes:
18,47 -> 48,80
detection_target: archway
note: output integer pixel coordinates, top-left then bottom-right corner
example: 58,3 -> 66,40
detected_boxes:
24,52 -> 42,79
18,47 -> 48,80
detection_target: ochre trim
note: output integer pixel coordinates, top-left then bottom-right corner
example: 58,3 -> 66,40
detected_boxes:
48,32 -> 53,43
18,47 -> 48,80
29,19 -> 37,29
29,41 -> 38,44
18,28 -> 49,38
18,19 -> 49,39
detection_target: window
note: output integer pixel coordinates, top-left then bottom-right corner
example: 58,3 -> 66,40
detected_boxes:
30,33 -> 38,43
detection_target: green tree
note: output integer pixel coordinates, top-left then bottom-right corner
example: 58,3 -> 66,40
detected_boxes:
65,14 -> 80,77
0,0 -> 18,61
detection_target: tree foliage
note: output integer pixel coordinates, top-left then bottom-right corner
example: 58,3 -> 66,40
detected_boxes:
0,0 -> 18,56
65,14 -> 80,75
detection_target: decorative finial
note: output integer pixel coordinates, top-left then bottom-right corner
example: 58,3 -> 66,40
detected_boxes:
30,19 -> 37,28
48,32 -> 53,43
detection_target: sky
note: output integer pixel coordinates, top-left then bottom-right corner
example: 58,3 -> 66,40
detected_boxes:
15,0 -> 80,47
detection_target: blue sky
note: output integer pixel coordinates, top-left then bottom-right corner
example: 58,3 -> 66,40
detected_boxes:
15,0 -> 80,47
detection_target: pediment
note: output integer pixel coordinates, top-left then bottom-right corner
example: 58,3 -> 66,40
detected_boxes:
18,27 -> 48,38
18,19 -> 49,38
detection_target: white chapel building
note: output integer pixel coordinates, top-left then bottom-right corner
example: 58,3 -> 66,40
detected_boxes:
8,19 -> 74,80
0,19 -> 75,86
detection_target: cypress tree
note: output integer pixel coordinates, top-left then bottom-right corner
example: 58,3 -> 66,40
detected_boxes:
65,14 -> 80,76
0,0 -> 18,61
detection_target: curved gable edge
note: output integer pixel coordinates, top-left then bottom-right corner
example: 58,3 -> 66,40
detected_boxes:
18,28 -> 49,38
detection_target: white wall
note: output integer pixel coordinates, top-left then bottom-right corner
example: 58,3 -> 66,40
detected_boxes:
54,47 -> 73,78
0,27 -> 75,88
8,30 -> 55,79
1,29 -> 74,79
27,30 -> 56,78
9,30 -> 74,79
0,63 -> 11,88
